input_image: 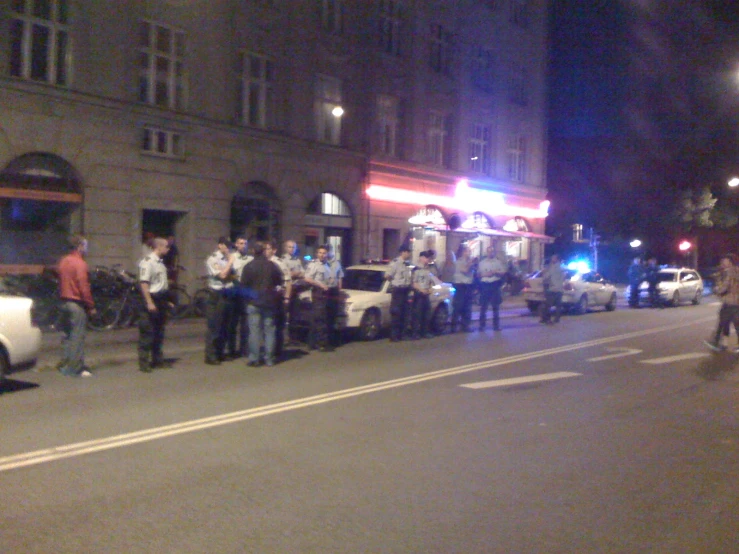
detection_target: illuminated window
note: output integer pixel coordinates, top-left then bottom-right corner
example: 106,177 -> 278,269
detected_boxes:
309,193 -> 351,217
427,111 -> 451,167
507,135 -> 527,182
138,20 -> 186,110
508,63 -> 528,105
468,124 -> 491,174
510,0 -> 530,28
9,0 -> 70,85
141,127 -> 184,158
470,45 -> 494,92
237,52 -> 274,128
429,24 -> 454,76
378,0 -> 404,55
315,75 -> 342,145
321,0 -> 343,34
376,95 -> 399,156
572,223 -> 583,242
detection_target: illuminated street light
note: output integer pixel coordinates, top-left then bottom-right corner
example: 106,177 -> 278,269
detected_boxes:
331,106 -> 344,117
678,240 -> 691,251
629,239 -> 642,248
729,177 -> 739,187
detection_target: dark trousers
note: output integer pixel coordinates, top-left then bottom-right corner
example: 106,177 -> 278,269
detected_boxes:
478,281 -> 503,330
138,293 -> 168,368
309,289 -> 329,348
648,282 -> 660,307
451,283 -> 472,331
227,292 -> 247,357
326,287 -> 341,346
412,292 -> 431,338
541,291 -> 563,323
628,280 -> 641,307
390,287 -> 411,340
713,304 -> 739,345
274,299 -> 286,357
205,289 -> 231,362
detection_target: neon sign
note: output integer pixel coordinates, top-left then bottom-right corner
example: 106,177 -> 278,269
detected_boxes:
366,181 -> 549,219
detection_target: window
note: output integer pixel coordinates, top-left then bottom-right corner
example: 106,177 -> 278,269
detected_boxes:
237,52 -> 274,128
507,135 -> 527,182
470,46 -> 494,92
510,0 -> 530,28
427,111 -> 451,167
9,0 -> 70,85
321,0 -> 343,34
376,95 -> 399,156
468,124 -> 491,174
308,193 -> 351,217
508,64 -> 528,105
141,127 -> 185,158
572,223 -> 583,242
378,0 -> 403,56
315,75 -> 343,145
138,20 -> 186,110
429,24 -> 454,76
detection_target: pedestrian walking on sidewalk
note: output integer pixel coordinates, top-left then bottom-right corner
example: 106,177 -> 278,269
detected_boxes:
138,237 -> 171,372
477,245 -> 507,331
540,254 -> 565,324
57,235 -> 96,377
241,241 -> 284,367
704,253 -> 739,352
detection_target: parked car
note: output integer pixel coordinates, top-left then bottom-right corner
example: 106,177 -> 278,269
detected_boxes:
523,269 -> 618,315
0,289 -> 42,380
629,267 -> 703,307
291,263 -> 454,341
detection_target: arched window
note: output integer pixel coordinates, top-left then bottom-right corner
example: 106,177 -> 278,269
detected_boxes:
231,181 -> 281,242
308,192 -> 351,217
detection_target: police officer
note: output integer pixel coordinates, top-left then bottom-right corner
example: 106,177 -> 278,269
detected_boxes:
138,237 -> 170,373
229,235 -> 253,358
205,237 -> 236,365
450,243 -> 475,332
385,245 -> 413,342
477,245 -> 507,331
304,245 -> 334,352
282,240 -> 305,343
411,251 -> 438,339
627,257 -> 644,308
266,240 -> 291,359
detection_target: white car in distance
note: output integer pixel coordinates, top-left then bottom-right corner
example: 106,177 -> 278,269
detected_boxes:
523,269 -> 618,315
0,289 -> 42,380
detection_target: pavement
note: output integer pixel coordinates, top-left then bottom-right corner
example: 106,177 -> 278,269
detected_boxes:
36,288 -> 629,371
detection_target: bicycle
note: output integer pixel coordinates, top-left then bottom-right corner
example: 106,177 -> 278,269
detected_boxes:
88,265 -> 142,330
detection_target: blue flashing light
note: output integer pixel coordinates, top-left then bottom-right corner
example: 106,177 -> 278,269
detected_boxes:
567,260 -> 591,273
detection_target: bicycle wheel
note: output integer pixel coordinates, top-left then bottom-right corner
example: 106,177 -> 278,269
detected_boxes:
88,297 -> 121,331
169,287 -> 191,319
191,288 -> 210,317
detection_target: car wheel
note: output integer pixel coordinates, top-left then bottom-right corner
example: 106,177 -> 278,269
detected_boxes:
671,291 -> 680,307
526,301 -> 540,314
605,292 -> 617,311
692,289 -> 702,305
576,294 -> 588,315
358,309 -> 381,341
431,303 -> 449,334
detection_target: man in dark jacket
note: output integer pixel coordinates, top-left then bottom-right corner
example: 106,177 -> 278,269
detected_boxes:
627,257 -> 644,308
240,241 -> 284,367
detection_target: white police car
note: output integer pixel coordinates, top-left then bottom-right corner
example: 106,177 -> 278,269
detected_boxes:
523,267 -> 618,315
0,292 -> 42,380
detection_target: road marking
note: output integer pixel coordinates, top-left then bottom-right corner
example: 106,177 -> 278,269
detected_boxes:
640,353 -> 710,365
0,316 -> 714,473
460,371 -> 581,389
586,347 -> 643,362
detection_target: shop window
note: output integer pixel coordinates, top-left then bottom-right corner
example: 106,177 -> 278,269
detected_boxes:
308,192 -> 351,217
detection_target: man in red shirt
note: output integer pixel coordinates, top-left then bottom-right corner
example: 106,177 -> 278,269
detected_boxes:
58,235 -> 96,377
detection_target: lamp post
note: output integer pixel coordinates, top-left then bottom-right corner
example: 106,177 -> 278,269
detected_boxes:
729,177 -> 739,188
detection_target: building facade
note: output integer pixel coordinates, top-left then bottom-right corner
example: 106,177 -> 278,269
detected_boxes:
0,0 -> 549,282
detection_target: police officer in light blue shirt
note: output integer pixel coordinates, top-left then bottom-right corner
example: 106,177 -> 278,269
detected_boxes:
385,245 -> 412,341
304,245 -> 333,351
138,237 -> 170,372
411,250 -> 439,339
204,237 -> 236,364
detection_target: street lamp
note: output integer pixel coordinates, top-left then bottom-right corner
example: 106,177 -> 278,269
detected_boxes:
331,106 -> 344,117
629,239 -> 642,248
729,177 -> 739,188
678,240 -> 691,251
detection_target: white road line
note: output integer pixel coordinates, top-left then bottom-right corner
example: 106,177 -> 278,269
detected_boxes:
0,316 -> 714,473
640,353 -> 710,365
586,347 -> 643,362
460,371 -> 581,389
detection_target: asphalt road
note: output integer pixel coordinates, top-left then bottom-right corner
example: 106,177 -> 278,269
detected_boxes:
2,298 -> 738,553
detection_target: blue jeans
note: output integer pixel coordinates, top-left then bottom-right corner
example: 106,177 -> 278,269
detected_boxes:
60,301 -> 88,375
247,304 -> 276,364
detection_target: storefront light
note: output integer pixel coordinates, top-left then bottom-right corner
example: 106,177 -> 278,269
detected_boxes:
365,183 -> 550,219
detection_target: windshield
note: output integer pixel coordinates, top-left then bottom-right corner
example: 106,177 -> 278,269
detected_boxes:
656,272 -> 677,283
342,269 -> 386,292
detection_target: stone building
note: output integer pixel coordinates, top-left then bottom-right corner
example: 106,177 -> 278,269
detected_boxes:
0,0 -> 550,282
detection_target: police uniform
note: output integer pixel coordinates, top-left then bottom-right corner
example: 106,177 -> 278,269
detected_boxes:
411,262 -> 436,339
282,253 -> 305,342
205,249 -> 235,364
270,254 -> 291,357
477,255 -> 507,331
451,257 -> 475,332
385,256 -> 412,341
228,251 -> 253,358
138,251 -> 169,371
327,258 -> 345,346
305,258 -> 332,350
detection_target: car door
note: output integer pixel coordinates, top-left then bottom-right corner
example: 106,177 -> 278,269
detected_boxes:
679,270 -> 697,299
580,272 -> 603,305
